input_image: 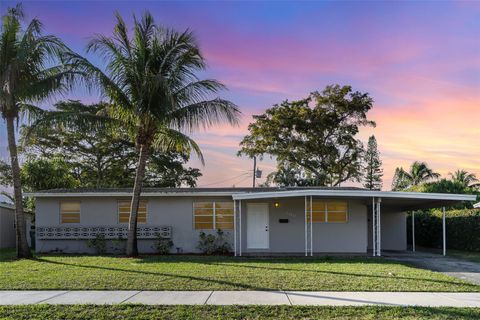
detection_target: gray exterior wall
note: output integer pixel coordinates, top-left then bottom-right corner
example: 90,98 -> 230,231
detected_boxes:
35,195 -> 407,254
35,196 -> 233,254
240,198 -> 368,254
367,209 -> 407,251
0,206 -> 16,248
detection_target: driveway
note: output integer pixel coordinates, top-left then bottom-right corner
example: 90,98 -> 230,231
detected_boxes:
385,251 -> 480,285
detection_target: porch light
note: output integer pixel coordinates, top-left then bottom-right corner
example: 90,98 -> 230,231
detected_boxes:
274,201 -> 280,208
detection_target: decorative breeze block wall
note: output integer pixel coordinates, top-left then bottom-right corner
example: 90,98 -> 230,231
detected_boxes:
37,226 -> 172,240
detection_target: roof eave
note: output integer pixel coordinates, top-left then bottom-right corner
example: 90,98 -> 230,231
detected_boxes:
231,189 -> 476,202
24,191 -> 240,198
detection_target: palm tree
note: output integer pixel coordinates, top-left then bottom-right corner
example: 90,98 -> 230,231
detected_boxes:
51,12 -> 240,256
449,170 -> 479,188
0,4 -> 75,258
391,161 -> 440,191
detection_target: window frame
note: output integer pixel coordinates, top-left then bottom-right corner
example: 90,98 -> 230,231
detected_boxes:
193,201 -> 234,230
117,200 -> 148,224
60,201 -> 81,224
309,200 -> 349,224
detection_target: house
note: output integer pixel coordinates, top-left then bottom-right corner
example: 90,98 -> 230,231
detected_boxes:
0,203 -> 15,248
27,187 -> 476,255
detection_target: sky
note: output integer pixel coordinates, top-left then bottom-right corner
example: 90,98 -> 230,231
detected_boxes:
0,0 -> 479,193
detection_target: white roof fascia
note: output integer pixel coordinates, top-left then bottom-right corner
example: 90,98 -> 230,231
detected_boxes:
26,189 -> 477,202
231,190 -> 476,202
25,191 -> 239,198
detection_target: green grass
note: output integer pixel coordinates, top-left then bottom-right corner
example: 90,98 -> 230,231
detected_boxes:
448,250 -> 480,264
1,305 -> 480,320
0,250 -> 478,291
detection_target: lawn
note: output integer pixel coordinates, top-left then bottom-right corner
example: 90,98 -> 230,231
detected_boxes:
0,250 -> 478,291
1,305 -> 480,320
448,250 -> 480,264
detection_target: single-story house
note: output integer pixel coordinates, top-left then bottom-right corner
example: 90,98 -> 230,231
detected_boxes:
27,187 -> 476,255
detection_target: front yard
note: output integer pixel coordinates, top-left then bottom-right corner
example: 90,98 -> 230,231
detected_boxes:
0,250 -> 478,291
1,305 -> 480,320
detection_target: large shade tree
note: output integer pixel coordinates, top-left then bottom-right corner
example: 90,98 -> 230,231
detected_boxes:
239,85 -> 375,186
0,4 -> 75,258
35,12 -> 240,256
391,161 -> 440,191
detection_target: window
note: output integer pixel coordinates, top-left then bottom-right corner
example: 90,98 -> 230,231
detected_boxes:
193,201 -> 234,230
307,200 -> 347,223
60,202 -> 80,224
118,200 -> 147,224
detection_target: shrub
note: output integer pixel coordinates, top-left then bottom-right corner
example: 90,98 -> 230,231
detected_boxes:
86,234 -> 107,255
407,209 -> 480,252
197,229 -> 231,255
154,235 -> 173,255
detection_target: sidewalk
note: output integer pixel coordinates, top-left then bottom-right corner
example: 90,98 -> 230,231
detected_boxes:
1,290 -> 480,307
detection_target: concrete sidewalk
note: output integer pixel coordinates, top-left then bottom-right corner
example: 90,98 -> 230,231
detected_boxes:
1,290 -> 480,307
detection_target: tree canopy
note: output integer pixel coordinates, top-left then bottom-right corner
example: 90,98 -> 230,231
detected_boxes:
21,100 -> 202,189
391,161 -> 440,191
239,85 -> 375,186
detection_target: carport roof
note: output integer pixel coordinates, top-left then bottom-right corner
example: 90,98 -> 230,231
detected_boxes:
26,187 -> 476,211
231,189 -> 476,211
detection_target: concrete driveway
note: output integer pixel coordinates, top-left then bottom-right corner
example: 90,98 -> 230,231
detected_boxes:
385,251 -> 480,285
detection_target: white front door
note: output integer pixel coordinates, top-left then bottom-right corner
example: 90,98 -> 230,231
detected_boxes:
247,203 -> 269,249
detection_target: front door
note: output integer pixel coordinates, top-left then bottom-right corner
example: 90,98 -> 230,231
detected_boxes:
247,203 -> 269,249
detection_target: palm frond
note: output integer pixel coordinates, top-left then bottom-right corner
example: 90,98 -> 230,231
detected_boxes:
167,98 -> 241,132
151,128 -> 204,165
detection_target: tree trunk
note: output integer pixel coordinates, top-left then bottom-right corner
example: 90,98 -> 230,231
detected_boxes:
6,116 -> 32,258
126,144 -> 149,257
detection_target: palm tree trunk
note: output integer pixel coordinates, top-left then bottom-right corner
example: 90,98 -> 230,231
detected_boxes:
126,144 -> 149,257
6,116 -> 32,258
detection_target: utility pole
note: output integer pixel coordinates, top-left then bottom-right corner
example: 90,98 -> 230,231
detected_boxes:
252,156 -> 256,188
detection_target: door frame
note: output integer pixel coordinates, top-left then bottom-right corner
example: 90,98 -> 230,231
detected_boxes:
246,203 -> 270,249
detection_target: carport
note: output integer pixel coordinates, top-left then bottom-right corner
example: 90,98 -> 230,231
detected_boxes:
231,189 -> 476,257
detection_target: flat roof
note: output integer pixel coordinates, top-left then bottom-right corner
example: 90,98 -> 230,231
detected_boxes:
25,187 -> 476,211
25,186 -> 363,197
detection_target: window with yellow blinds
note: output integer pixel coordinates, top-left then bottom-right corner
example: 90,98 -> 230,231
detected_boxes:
307,200 -> 348,223
193,201 -> 234,230
215,202 -> 234,230
60,202 -> 80,224
118,200 -> 147,224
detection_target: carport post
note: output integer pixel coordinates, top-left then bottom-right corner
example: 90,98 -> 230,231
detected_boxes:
412,211 -> 415,252
310,195 -> 313,257
377,198 -> 382,256
304,196 -> 308,257
234,200 -> 237,256
239,200 -> 242,256
372,197 -> 376,257
443,206 -> 446,256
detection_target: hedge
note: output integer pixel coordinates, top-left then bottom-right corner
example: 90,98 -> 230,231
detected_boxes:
407,209 -> 480,252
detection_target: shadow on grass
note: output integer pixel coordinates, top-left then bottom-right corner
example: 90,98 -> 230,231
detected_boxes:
198,261 -> 478,289
31,255 -> 479,291
34,257 -> 273,290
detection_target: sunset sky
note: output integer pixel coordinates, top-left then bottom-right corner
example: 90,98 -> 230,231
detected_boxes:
1,1 -> 479,191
